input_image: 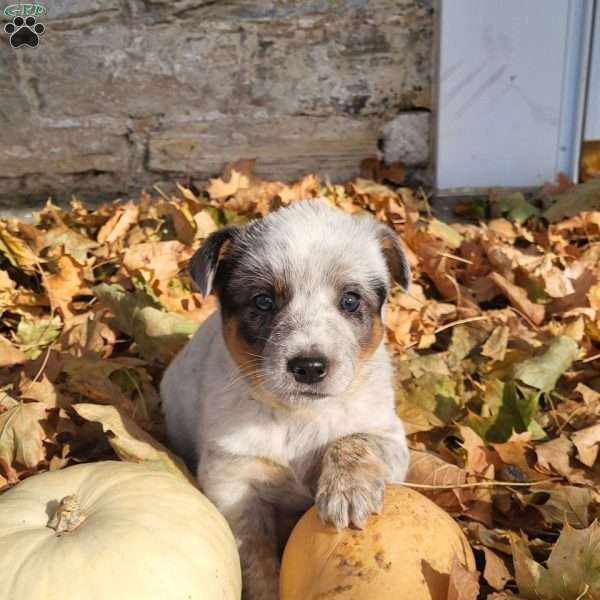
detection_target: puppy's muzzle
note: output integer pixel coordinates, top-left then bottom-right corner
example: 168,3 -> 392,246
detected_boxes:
287,354 -> 329,384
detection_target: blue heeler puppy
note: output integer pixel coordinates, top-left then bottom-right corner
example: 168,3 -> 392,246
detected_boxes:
161,199 -> 411,600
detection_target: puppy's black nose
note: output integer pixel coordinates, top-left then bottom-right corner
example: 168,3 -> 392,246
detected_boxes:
287,355 -> 328,384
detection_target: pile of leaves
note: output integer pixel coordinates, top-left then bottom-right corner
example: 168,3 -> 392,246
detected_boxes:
1,159 -> 600,599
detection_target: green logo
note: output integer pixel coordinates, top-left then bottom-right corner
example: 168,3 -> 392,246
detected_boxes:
3,3 -> 46,17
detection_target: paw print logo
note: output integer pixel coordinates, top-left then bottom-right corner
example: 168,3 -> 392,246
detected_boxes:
4,16 -> 45,48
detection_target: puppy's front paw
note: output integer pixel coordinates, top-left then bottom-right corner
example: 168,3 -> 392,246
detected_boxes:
315,435 -> 385,530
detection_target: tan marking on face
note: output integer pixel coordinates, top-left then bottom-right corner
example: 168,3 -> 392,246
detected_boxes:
221,316 -> 292,410
221,316 -> 261,381
358,313 -> 384,361
273,275 -> 287,298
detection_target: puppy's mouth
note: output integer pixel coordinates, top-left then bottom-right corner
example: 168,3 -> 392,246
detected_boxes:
296,389 -> 329,399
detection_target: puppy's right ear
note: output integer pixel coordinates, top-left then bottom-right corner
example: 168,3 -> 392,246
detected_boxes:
189,225 -> 240,297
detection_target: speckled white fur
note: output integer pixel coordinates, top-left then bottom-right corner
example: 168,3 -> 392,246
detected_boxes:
160,200 -> 410,600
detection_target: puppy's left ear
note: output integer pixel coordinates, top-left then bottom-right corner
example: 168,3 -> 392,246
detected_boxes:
377,225 -> 411,291
189,225 -> 240,297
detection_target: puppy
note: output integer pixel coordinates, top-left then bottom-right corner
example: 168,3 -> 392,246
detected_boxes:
160,199 -> 411,600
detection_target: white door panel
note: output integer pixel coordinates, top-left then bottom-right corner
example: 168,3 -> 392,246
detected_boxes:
436,0 -> 594,191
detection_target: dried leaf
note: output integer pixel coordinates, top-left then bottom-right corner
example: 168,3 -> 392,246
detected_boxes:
0,335 -> 26,367
93,283 -> 198,361
0,398 -> 46,472
514,336 -> 578,392
193,210 -> 218,240
572,424 -> 600,467
482,547 -> 512,591
206,169 -> 250,200
73,403 -> 194,484
428,218 -> 464,249
405,450 -> 472,512
510,533 -> 545,600
447,558 -> 480,600
97,202 -> 139,244
19,374 -> 60,409
544,178 -> 600,222
44,254 -> 87,319
14,317 -> 62,359
535,435 -> 573,477
489,272 -> 545,325
0,223 -> 39,273
482,326 -> 510,361
523,485 -> 592,528
491,191 -> 540,224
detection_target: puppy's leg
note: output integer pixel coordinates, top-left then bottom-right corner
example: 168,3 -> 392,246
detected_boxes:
200,457 -> 289,600
316,430 -> 409,530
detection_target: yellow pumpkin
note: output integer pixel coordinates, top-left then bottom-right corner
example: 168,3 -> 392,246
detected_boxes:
280,485 -> 475,600
0,461 -> 241,600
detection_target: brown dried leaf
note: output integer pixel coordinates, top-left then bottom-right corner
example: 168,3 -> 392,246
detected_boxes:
73,403 -> 194,484
0,398 -> 47,473
97,202 -> 139,244
44,254 -> 88,319
121,241 -> 188,285
0,222 -> 39,273
493,437 -> 547,482
447,558 -> 480,600
481,325 -> 510,361
164,201 -> 196,245
574,383 -> 600,405
206,169 -> 250,200
489,272 -> 545,325
193,210 -> 218,240
19,374 -> 59,409
535,435 -> 573,477
523,485 -> 592,528
405,450 -> 472,512
481,547 -> 512,591
0,335 -> 27,367
572,424 -> 600,467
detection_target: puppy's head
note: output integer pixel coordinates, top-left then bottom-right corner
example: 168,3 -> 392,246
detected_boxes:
190,200 -> 410,408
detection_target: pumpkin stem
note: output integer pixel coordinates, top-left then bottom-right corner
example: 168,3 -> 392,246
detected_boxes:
47,494 -> 87,535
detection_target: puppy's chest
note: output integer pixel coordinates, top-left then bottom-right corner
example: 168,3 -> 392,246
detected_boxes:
219,404 -> 366,485
223,415 -> 329,465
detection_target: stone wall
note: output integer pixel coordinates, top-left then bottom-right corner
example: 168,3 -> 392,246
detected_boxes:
0,0 -> 434,211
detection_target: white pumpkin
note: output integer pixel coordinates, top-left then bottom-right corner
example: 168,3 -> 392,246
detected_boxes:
0,461 -> 241,600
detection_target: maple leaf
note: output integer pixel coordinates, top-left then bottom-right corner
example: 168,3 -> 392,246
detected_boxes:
469,381 -> 544,443
520,485 -> 592,528
0,397 -> 47,476
512,522 -> 600,600
44,254 -> 88,320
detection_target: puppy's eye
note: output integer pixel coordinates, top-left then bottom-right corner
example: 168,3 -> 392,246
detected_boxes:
340,292 -> 361,313
254,293 -> 274,311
